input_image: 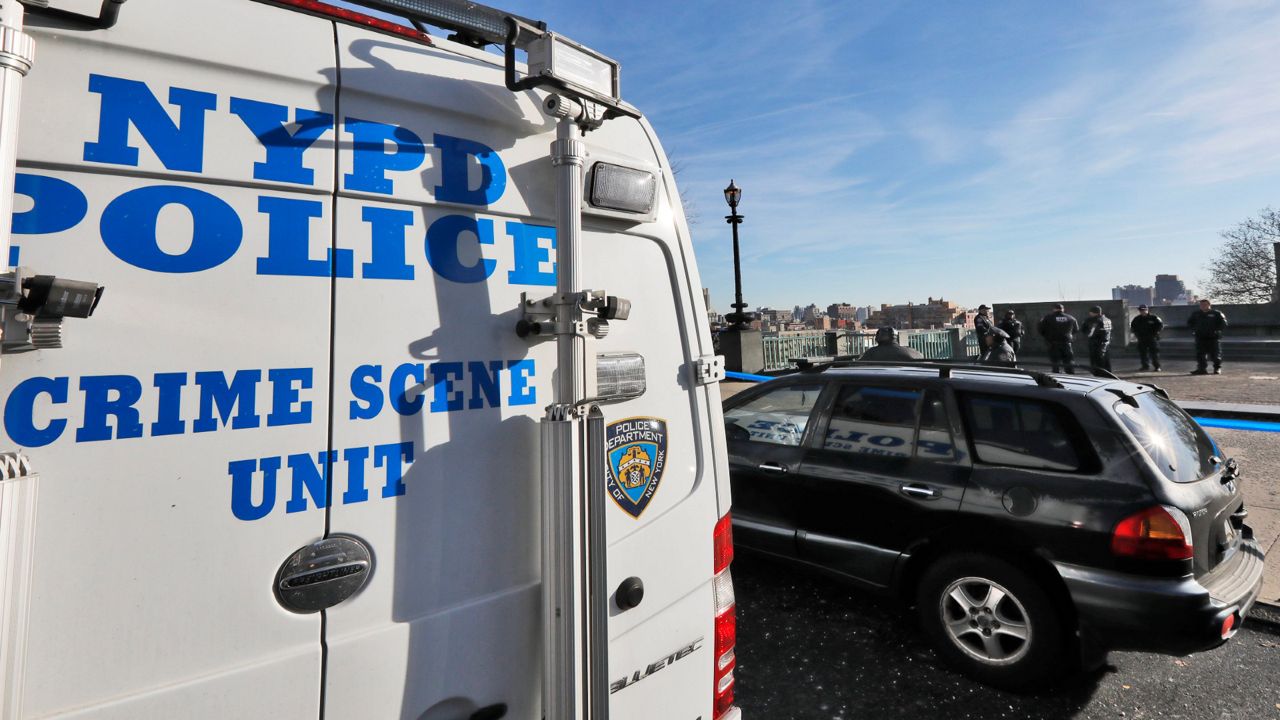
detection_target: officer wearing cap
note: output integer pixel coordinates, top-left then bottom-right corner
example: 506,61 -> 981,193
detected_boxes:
859,326 -> 925,361
1037,303 -> 1079,373
973,304 -> 993,357
1081,305 -> 1113,371
997,310 -> 1024,354
1129,304 -> 1164,372
1187,299 -> 1228,375
980,327 -> 1017,367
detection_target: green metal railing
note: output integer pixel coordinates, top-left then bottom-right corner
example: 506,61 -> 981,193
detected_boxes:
905,330 -> 954,359
760,329 -> 979,371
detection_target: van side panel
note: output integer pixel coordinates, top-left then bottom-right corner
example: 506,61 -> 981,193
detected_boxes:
3,1 -> 336,716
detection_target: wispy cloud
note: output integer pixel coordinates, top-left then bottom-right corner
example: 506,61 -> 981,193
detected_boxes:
502,0 -> 1280,308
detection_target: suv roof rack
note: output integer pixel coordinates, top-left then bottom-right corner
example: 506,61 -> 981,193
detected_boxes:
792,359 -> 1069,389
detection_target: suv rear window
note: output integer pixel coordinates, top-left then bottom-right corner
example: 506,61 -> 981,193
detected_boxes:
724,383 -> 824,447
960,394 -> 1087,472
1113,392 -> 1218,483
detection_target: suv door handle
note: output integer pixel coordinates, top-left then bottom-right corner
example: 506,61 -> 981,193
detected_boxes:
758,463 -> 788,474
899,483 -> 936,499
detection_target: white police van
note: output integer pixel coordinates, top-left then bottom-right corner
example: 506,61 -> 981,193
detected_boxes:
0,2 -> 739,719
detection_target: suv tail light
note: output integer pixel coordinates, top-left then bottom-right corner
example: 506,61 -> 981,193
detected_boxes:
713,513 -> 738,719
1111,505 -> 1194,561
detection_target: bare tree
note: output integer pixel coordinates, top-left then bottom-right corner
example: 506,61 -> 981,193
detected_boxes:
1202,207 -> 1279,304
669,156 -> 698,225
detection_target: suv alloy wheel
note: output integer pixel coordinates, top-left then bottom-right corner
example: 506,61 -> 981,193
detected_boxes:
918,553 -> 1065,690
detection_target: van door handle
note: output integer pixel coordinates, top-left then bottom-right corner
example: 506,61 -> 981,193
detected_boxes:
900,483 -> 936,499
758,463 -> 788,474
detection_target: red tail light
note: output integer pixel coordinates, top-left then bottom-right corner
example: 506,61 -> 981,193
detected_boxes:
1111,505 -> 1194,561
1220,613 -> 1236,639
269,0 -> 433,44
714,512 -> 734,573
712,513 -> 737,719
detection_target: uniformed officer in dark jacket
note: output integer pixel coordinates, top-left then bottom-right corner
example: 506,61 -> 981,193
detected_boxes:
980,327 -> 1017,367
997,310 -> 1023,354
1037,303 -> 1079,373
1129,304 -> 1164,371
972,304 -> 993,355
1187,299 -> 1228,375
859,326 -> 925,362
1081,306 -> 1112,371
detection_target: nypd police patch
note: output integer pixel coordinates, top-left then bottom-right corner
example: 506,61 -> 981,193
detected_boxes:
605,417 -> 668,519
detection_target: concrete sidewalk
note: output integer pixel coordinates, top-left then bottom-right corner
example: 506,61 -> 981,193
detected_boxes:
1209,428 -> 1280,609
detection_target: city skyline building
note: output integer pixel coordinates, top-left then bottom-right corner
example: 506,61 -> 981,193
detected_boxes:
1112,284 -> 1155,307
1155,274 -> 1188,305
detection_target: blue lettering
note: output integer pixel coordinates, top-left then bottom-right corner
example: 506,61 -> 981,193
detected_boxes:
344,117 -> 425,195
285,451 -> 332,513
76,375 -> 144,442
434,133 -> 506,206
425,215 -> 495,283
349,364 -> 384,420
468,360 -> 503,410
374,441 -> 413,498
508,359 -> 536,406
256,196 -> 352,278
361,206 -> 415,280
230,457 -> 278,522
267,368 -> 313,427
83,75 -> 216,172
507,221 -> 557,286
229,98 -> 333,186
101,186 -> 242,273
11,174 -> 88,235
3,376 -> 68,447
390,362 -> 425,416
429,361 -> 465,413
341,446 -> 371,505
151,372 -> 187,436
194,370 -> 262,432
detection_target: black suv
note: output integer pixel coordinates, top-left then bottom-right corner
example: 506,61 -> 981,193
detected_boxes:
724,362 -> 1264,689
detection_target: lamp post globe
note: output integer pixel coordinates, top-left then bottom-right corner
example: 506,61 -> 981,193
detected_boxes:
723,179 -> 749,330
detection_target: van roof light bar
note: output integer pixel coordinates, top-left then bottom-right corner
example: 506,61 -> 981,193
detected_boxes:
346,0 -> 545,47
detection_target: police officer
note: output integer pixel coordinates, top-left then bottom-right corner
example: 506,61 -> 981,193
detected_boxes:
1130,304 -> 1164,372
980,327 -> 1017,367
1081,306 -> 1112,371
1038,303 -> 1079,373
1187,299 -> 1228,375
859,326 -> 925,361
973,304 -> 993,355
997,310 -> 1024,354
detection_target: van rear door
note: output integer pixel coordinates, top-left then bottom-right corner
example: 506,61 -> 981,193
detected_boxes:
320,21 -> 724,720
2,1 -> 336,716
320,23 -> 552,719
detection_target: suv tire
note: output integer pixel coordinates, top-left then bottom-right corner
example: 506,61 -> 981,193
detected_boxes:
918,553 -> 1064,690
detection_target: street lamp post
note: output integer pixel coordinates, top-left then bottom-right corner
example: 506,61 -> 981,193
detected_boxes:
723,179 -> 749,330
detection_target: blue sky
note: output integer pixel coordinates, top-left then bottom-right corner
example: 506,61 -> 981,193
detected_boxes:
347,0 -> 1280,312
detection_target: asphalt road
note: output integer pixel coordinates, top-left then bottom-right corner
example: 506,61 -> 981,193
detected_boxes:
733,554 -> 1280,720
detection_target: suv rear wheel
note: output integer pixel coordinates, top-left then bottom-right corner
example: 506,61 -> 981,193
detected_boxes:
918,553 -> 1064,690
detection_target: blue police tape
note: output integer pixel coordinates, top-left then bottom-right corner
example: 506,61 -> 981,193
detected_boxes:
1193,416 -> 1280,434
724,370 -> 772,383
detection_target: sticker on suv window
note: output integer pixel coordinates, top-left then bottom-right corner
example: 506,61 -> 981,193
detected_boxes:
606,417 -> 669,519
